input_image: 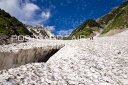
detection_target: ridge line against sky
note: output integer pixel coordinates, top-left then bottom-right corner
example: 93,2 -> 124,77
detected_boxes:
0,0 -> 127,36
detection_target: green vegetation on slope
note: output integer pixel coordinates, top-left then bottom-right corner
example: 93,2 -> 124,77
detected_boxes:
0,9 -> 32,35
99,1 -> 128,34
68,19 -> 100,39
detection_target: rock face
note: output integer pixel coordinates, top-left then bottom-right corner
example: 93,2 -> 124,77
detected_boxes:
26,25 -> 55,39
0,35 -> 10,45
0,43 -> 63,70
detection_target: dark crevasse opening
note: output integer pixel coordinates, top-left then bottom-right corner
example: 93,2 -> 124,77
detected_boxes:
0,45 -> 64,70
38,49 -> 60,62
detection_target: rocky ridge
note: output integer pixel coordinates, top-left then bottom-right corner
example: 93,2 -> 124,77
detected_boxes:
26,25 -> 55,39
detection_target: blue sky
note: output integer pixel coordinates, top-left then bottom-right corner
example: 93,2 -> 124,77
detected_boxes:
0,0 -> 127,36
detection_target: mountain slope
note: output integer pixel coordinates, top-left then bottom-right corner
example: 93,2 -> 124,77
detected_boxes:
0,9 -> 32,44
0,9 -> 32,35
97,1 -> 128,34
68,19 -> 101,39
68,1 -> 128,39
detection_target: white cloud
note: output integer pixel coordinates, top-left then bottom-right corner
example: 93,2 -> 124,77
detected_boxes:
57,29 -> 73,36
45,26 -> 55,31
0,0 -> 51,26
39,25 -> 55,32
22,3 -> 40,18
41,11 -> 51,20
24,3 -> 39,11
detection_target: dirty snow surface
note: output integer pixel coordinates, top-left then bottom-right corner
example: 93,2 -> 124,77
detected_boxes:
0,30 -> 128,85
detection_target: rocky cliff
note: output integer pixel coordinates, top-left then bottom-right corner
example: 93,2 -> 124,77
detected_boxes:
26,25 -> 55,39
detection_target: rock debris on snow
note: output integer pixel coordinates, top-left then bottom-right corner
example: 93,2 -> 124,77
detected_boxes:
0,30 -> 128,85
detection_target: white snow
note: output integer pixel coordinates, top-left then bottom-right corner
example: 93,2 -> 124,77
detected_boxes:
0,30 -> 128,85
0,39 -> 65,52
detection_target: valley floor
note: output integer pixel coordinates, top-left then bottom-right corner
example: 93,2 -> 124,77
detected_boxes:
0,30 -> 128,85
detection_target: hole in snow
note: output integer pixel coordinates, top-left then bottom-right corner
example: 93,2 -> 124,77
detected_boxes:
38,48 -> 60,62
